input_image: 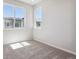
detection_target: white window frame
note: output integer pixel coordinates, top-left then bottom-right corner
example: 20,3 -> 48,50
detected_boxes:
34,7 -> 43,29
3,3 -> 26,30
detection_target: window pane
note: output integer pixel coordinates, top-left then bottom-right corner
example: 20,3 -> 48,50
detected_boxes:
3,5 -> 14,28
36,21 -> 41,27
35,7 -> 43,27
35,7 -> 43,21
15,18 -> 24,27
15,7 -> 24,27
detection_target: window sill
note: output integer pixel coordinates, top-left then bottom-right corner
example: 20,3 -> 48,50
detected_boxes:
3,28 -> 25,31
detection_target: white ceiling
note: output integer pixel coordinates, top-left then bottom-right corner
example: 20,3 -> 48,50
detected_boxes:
18,0 -> 42,5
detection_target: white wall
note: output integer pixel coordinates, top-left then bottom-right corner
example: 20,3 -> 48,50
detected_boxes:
3,28 -> 33,44
3,0 -> 33,44
33,0 -> 76,54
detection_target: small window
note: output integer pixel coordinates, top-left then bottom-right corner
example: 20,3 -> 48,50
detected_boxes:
34,7 -> 43,28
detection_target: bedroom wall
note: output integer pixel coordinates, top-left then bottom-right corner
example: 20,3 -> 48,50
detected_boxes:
3,0 -> 33,44
33,0 -> 76,54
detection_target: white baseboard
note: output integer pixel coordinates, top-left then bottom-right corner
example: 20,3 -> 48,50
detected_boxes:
34,39 -> 76,55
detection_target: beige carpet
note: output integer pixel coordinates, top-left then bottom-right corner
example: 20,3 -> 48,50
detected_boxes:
3,40 -> 76,59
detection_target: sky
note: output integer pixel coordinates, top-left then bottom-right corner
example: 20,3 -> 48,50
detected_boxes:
3,5 -> 24,18
3,4 -> 43,21
35,7 -> 43,21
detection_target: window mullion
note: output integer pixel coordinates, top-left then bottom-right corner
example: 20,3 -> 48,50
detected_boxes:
14,6 -> 15,28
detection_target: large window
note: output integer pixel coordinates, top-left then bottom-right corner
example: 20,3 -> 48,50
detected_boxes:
34,7 -> 43,28
3,4 -> 25,29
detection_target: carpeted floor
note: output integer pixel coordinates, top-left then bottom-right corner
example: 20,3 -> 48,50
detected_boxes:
3,40 -> 76,59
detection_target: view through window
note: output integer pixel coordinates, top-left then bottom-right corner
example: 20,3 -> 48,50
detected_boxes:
3,4 -> 25,29
35,7 -> 43,28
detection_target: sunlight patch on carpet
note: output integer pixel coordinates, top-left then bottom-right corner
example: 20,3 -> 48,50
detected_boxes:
10,43 -> 23,49
10,42 -> 31,50
21,42 -> 30,46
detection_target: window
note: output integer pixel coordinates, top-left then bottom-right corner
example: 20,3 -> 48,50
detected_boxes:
3,5 -> 14,28
34,7 -> 43,28
15,7 -> 24,28
3,4 -> 25,29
